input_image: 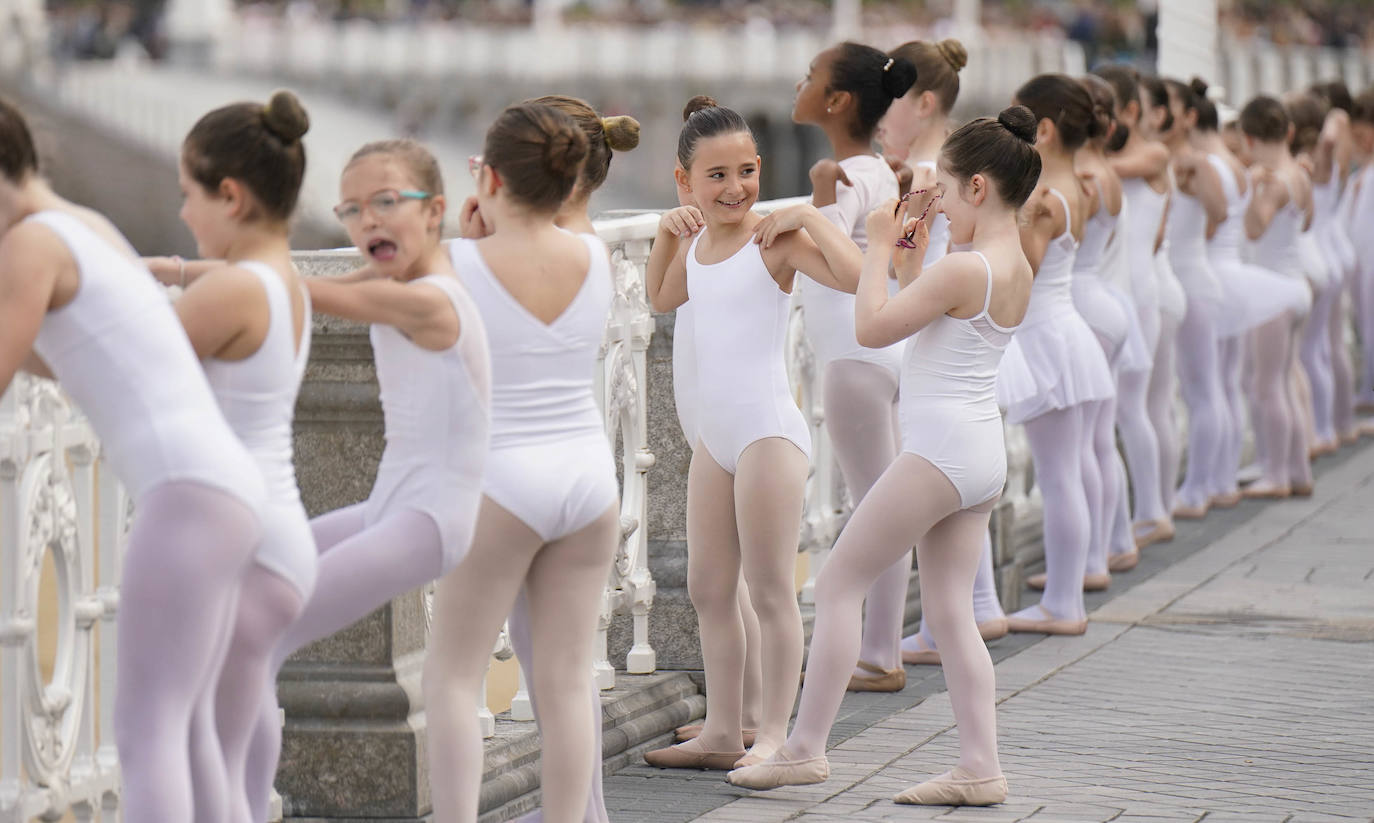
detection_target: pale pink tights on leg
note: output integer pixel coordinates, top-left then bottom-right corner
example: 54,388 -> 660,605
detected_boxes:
906,533 -> 1002,654
1116,365 -> 1167,523
823,359 -> 906,672
787,455 -> 999,778
1018,405 -> 1091,622
243,504 -> 445,823
1150,315 -> 1183,511
1249,314 -> 1303,491
424,499 -> 619,823
115,482 -> 259,823
685,438 -> 808,758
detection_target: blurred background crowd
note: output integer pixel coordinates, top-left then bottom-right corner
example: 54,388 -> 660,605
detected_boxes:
42,0 -> 1374,64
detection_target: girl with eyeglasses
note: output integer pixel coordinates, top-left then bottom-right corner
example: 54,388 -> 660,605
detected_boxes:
238,136 -> 492,823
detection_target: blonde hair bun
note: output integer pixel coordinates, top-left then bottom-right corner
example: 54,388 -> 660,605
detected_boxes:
936,39 -> 968,73
601,115 -> 642,152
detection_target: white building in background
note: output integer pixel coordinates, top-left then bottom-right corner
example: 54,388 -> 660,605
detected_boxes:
1157,0 -> 1219,84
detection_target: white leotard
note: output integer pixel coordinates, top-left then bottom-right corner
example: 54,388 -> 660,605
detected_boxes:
365,270 -> 491,569
202,261 -> 315,597
1344,165 -> 1374,280
1120,178 -> 1166,332
800,154 -> 903,372
901,251 -> 1017,509
995,189 -> 1115,425
454,234 -> 617,542
1166,181 -> 1223,306
1205,155 -> 1309,337
1313,175 -> 1357,279
672,302 -> 699,447
687,229 -> 811,473
1246,177 -> 1313,318
1070,195 -> 1150,374
27,210 -> 264,509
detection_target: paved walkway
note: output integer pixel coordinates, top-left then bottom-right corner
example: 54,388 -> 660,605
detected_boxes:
607,441 -> 1374,823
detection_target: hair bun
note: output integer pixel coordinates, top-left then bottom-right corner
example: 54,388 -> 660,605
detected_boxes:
683,96 -> 719,122
936,38 -> 968,73
262,89 -> 310,143
543,126 -> 589,178
601,115 -> 641,152
1189,77 -> 1209,99
997,105 -> 1037,144
880,54 -> 918,100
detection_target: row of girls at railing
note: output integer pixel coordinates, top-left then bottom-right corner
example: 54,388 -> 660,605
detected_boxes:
2,35 -> 1373,823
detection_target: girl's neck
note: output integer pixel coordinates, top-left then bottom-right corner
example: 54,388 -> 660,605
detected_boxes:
904,119 -> 949,167
970,208 -> 1022,249
555,197 -> 595,235
1251,142 -> 1287,169
1164,128 -> 1191,152
400,238 -> 449,283
703,211 -> 760,245
1040,148 -> 1076,179
9,177 -> 63,222
223,223 -> 290,265
824,121 -> 874,162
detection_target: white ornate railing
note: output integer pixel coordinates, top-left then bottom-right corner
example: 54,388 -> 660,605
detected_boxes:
1,375 -> 125,823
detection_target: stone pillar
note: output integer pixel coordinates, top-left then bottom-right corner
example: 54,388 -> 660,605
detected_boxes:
1156,0 -> 1218,83
275,251 -> 432,820
162,0 -> 233,66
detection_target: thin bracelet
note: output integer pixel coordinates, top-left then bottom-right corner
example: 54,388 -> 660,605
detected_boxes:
172,255 -> 186,287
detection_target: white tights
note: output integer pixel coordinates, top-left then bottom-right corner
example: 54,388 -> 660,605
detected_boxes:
1174,300 -> 1230,510
683,438 -> 808,759
424,498 -> 620,823
114,482 -> 259,823
904,533 -> 1003,654
1149,313 -> 1184,512
822,359 -> 906,672
1087,395 -> 1134,572
1217,335 -> 1248,498
1330,290 -> 1356,439
1116,364 -> 1167,524
787,455 -> 999,778
1018,405 -> 1092,622
1248,313 -> 1311,491
508,587 -> 609,823
1300,280 -> 1340,446
243,504 -> 446,823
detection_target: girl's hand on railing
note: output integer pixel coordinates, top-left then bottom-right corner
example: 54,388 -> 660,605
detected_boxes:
659,206 -> 705,240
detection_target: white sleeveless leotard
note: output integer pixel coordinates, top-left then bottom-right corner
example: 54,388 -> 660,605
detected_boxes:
365,270 -> 491,570
1312,175 -> 1357,281
1120,178 -> 1166,343
1206,155 -> 1311,338
202,261 -> 316,597
1351,166 -> 1374,282
995,189 -> 1115,425
687,229 -> 811,473
672,302 -> 699,447
901,251 -> 1017,509
800,154 -> 903,373
453,234 -> 617,542
1070,194 -> 1150,374
1246,178 -> 1313,318
27,211 -> 264,509
1166,181 -> 1224,306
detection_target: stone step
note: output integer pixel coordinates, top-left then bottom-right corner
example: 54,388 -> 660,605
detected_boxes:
477,671 -> 705,822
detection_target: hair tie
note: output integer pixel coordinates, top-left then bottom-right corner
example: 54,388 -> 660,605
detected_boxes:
883,58 -> 894,73
600,116 -> 614,145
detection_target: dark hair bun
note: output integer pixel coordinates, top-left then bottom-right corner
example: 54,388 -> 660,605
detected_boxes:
543,127 -> 588,178
998,105 -> 1037,144
684,96 -> 719,122
1190,77 -> 1210,100
602,115 -> 641,152
262,89 -> 310,143
880,55 -> 918,99
936,39 -> 968,73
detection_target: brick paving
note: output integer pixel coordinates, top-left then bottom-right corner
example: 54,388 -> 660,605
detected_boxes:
607,441 -> 1374,823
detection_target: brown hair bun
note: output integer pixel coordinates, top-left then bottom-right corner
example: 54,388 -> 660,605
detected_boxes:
683,95 -> 719,121
262,89 -> 310,143
998,105 -> 1037,144
936,39 -> 968,73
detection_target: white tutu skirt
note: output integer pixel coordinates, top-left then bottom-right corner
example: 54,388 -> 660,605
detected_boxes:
996,311 -> 1117,425
1210,257 -> 1312,338
1071,274 -> 1152,375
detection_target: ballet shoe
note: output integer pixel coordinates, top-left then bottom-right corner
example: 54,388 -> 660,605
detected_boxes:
674,725 -> 756,747
1025,571 -> 1109,592
644,741 -> 747,771
1107,549 -> 1139,572
726,747 -> 830,789
1171,501 -> 1208,520
1133,519 -> 1175,549
847,660 -> 906,692
1339,431 -> 1359,446
1310,440 -> 1338,458
1006,605 -> 1087,636
901,635 -> 941,665
1209,491 -> 1242,509
978,616 -> 1009,642
1290,482 -> 1314,498
1242,483 -> 1290,500
893,767 -> 1008,806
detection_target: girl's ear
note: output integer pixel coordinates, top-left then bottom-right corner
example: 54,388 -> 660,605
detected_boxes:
218,177 -> 249,219
674,164 -> 691,193
828,88 -> 854,116
917,89 -> 939,118
427,194 -> 447,233
969,173 -> 989,206
482,165 -> 503,197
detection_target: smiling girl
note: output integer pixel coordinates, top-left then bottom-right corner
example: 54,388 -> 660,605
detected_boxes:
729,106 -> 1038,807
643,96 -> 862,770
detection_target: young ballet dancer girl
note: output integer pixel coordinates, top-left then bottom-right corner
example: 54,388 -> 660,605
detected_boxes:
1193,83 -> 1310,506
728,105 -> 1038,807
1092,64 -> 1172,548
880,37 -> 1011,667
643,96 -> 862,770
998,74 -> 1116,637
792,41 -> 915,691
1161,78 -> 1231,520
1239,95 -> 1317,498
422,103 -> 618,823
0,98 -> 267,822
241,137 -> 492,823
157,91 -> 315,823
499,94 -> 640,823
